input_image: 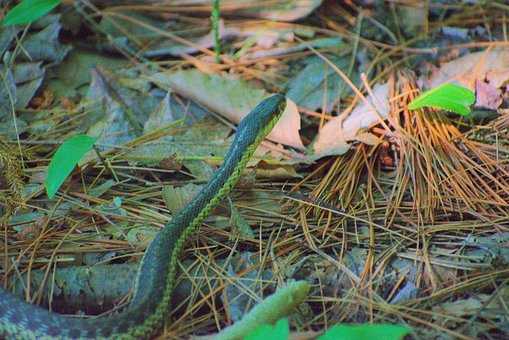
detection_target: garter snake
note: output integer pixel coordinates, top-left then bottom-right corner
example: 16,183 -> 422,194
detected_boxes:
0,94 -> 287,339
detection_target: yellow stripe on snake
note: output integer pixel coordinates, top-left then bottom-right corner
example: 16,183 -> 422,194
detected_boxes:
0,94 -> 305,339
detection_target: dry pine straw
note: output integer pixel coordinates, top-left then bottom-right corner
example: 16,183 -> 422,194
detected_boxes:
1,73 -> 508,339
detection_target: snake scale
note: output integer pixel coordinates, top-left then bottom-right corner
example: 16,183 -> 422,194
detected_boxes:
0,94 -> 287,339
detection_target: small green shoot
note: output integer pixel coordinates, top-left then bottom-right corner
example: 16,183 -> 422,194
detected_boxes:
245,318 -> 289,340
2,0 -> 62,26
408,83 -> 475,116
45,134 -> 96,199
211,0 -> 221,63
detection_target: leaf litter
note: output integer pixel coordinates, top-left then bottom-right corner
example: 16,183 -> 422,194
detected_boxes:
1,2 -> 509,339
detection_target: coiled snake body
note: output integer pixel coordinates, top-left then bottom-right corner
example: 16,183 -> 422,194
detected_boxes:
0,94 -> 287,339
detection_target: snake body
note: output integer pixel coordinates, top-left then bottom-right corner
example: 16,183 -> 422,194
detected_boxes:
0,94 -> 287,339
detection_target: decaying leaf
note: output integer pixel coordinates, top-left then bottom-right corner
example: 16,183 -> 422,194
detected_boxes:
144,91 -> 177,133
149,69 -> 304,149
165,0 -> 323,22
236,0 -> 323,22
426,48 -> 509,90
162,183 -> 202,214
313,82 -> 390,157
475,79 -> 503,110
126,116 -> 231,180
287,54 -> 354,112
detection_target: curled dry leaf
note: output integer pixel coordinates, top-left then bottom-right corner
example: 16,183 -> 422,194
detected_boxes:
313,83 -> 390,157
267,98 -> 303,149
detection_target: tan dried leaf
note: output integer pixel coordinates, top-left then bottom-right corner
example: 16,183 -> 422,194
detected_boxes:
427,48 -> 509,90
313,83 -> 390,157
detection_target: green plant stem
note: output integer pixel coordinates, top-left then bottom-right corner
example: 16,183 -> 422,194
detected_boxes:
211,0 -> 221,63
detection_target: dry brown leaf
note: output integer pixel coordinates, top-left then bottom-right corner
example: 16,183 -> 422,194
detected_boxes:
167,0 -> 323,22
475,79 -> 503,110
242,0 -> 323,22
268,98 -> 303,150
355,131 -> 383,146
150,70 -> 303,149
313,83 -> 390,157
426,48 -> 509,90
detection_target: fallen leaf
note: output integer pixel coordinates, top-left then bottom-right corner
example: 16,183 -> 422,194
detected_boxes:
475,79 -> 503,110
433,296 -> 484,318
269,98 -> 302,149
238,0 -> 323,22
162,183 -> 202,214
229,199 -> 254,239
149,69 -> 304,149
426,48 -> 509,90
244,36 -> 341,60
85,68 -> 142,149
12,62 -> 46,109
397,3 -> 427,36
254,163 -> 300,179
143,91 -> 177,133
313,83 -> 390,157
355,132 -> 383,146
127,116 -> 231,180
47,48 -> 128,98
166,0 -> 323,22
224,252 -> 274,322
127,226 -> 159,248
20,17 -> 72,63
287,54 -> 355,112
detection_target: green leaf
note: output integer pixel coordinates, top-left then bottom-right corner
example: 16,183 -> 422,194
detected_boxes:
245,318 -> 289,340
408,83 -> 475,116
2,0 -> 62,26
45,135 -> 96,199
318,324 -> 412,340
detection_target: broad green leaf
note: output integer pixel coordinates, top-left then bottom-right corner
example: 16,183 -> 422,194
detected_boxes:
245,318 -> 289,340
45,135 -> 96,199
408,83 -> 475,116
2,0 -> 62,26
318,324 -> 412,340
